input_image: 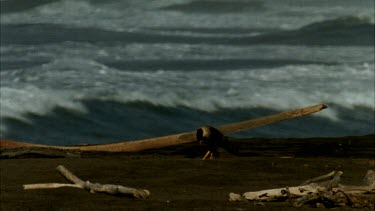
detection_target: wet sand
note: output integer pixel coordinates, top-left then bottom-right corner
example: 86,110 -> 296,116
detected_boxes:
1,135 -> 374,210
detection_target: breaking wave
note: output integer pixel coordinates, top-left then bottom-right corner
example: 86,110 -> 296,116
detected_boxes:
1,0 -> 373,145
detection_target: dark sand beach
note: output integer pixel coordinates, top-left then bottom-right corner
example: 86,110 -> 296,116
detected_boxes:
1,135 -> 374,210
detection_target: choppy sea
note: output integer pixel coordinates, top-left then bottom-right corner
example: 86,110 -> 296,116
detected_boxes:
0,0 -> 374,145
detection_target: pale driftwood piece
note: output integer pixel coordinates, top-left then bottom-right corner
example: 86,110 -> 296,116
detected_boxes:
229,193 -> 244,202
1,104 -> 327,153
56,165 -> 85,187
231,170 -> 375,208
332,185 -> 375,194
24,165 -> 150,199
301,171 -> 339,185
216,104 -> 327,134
240,171 -> 343,201
364,170 -> 375,186
294,185 -> 375,208
242,183 -> 325,202
24,183 -> 81,189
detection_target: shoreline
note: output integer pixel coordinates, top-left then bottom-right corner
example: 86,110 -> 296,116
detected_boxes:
1,134 -> 374,210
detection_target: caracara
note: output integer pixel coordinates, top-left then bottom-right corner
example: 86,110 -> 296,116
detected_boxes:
196,125 -> 229,160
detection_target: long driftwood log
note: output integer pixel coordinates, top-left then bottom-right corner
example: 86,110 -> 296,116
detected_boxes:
1,104 -> 327,153
23,165 -> 150,199
229,170 -> 375,208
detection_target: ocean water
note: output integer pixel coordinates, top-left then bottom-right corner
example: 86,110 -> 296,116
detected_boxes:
0,0 -> 374,145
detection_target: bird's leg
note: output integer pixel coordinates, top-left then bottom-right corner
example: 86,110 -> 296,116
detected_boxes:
202,151 -> 215,160
209,152 -> 214,160
202,150 -> 211,160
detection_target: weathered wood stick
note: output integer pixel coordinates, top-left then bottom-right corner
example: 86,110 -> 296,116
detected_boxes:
333,185 -> 375,194
24,165 -> 150,198
242,183 -> 324,202
24,183 -> 80,189
56,165 -> 85,187
1,104 -> 327,153
364,170 -> 375,186
230,170 -> 375,208
301,171 -> 337,185
240,183 -> 375,202
240,171 -> 342,202
294,184 -> 375,208
216,104 -> 327,135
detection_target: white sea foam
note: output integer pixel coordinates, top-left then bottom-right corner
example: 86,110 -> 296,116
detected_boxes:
1,41 -> 373,114
0,86 -> 87,124
2,59 -> 372,129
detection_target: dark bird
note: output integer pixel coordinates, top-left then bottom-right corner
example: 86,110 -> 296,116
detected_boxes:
196,125 -> 231,160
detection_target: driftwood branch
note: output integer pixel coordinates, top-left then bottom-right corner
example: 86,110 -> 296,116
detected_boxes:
23,165 -> 150,199
230,170 -> 375,208
301,170 -> 341,185
24,183 -> 80,189
1,104 -> 327,153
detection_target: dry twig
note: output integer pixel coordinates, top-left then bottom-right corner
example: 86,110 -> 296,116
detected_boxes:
230,170 -> 375,208
24,165 -> 150,199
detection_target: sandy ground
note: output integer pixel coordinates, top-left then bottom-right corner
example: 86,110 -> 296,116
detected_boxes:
1,135 -> 374,210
